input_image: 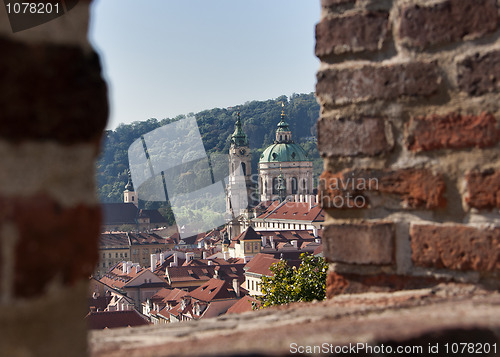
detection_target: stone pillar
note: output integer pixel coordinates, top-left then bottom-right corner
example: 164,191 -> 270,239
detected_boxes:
0,1 -> 108,355
316,0 -> 500,297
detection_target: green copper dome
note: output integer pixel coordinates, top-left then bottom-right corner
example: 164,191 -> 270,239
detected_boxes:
259,142 -> 309,163
259,107 -> 309,163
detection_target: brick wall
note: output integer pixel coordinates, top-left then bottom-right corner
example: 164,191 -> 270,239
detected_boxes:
0,1 -> 107,356
316,0 -> 500,297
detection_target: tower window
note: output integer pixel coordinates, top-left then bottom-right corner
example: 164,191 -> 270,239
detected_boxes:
291,177 -> 298,194
132,196 -> 134,201
241,162 -> 246,176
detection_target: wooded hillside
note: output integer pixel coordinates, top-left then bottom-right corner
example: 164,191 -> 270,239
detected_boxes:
96,93 -> 320,219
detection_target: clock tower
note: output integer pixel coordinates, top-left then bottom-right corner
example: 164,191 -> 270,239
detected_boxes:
226,110 -> 252,239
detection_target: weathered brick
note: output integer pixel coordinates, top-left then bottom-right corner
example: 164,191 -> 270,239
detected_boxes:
326,271 -> 442,297
315,11 -> 389,57
407,112 -> 500,151
319,168 -> 446,209
323,222 -> 394,265
465,169 -> 500,210
316,62 -> 440,105
0,195 -> 101,298
318,117 -> 392,157
410,224 -> 500,272
399,0 -> 497,49
0,37 -> 108,144
457,50 -> 500,96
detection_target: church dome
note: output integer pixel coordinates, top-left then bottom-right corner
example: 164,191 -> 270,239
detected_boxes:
259,142 -> 308,163
259,105 -> 309,163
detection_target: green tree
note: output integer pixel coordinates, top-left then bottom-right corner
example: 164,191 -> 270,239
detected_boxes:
256,253 -> 327,309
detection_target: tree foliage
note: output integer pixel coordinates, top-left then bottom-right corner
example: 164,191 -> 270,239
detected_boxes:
255,253 -> 327,309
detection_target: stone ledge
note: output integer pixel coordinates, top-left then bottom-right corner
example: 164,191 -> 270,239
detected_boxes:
89,284 -> 500,357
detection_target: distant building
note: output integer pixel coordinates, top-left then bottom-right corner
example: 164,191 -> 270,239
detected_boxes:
258,107 -> 313,202
95,232 -> 174,277
99,261 -> 169,308
101,174 -> 168,232
251,200 -> 324,232
225,107 -> 319,241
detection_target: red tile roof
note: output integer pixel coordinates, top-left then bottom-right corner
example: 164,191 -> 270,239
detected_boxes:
244,254 -> 280,276
256,201 -> 324,222
85,310 -> 149,330
188,278 -> 237,302
235,226 -> 261,241
226,296 -> 260,314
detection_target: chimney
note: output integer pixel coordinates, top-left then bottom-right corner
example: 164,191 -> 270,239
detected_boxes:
243,256 -> 252,264
208,260 -> 213,266
261,236 -> 267,247
309,196 -> 313,210
223,251 -> 229,260
203,251 -> 207,260
291,240 -> 298,249
313,226 -> 318,237
150,254 -> 157,272
173,252 -> 178,266
232,278 -> 240,297
159,253 -> 165,265
122,261 -> 127,274
315,238 -> 321,244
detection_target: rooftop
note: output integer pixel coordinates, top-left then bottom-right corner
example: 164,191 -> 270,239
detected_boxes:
89,284 -> 500,356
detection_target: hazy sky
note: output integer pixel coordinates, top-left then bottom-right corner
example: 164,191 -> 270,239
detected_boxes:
89,0 -> 321,130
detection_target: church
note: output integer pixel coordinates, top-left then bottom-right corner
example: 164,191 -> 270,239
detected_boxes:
225,106 -> 317,242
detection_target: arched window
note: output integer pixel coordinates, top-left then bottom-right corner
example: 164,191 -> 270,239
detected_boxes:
291,177 -> 298,194
301,178 -> 307,193
241,162 -> 246,176
272,177 -> 278,194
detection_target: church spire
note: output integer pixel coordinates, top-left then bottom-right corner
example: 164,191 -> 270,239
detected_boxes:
231,108 -> 249,147
275,102 -> 292,143
125,171 -> 134,191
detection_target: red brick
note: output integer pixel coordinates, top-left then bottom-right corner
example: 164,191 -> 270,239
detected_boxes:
0,195 -> 101,298
407,112 -> 500,151
399,0 -> 497,49
326,271 -> 442,297
457,49 -> 500,96
323,222 -> 395,265
410,224 -> 500,273
315,11 -> 389,57
465,169 -> 500,209
318,117 -> 392,157
316,62 -> 440,105
0,37 -> 108,144
319,168 -> 446,209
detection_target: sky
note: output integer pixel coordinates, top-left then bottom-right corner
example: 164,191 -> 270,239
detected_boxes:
88,0 -> 321,130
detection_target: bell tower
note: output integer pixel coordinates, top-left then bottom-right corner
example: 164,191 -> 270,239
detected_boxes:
123,171 -> 138,207
226,109 -> 252,239
228,110 -> 251,187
